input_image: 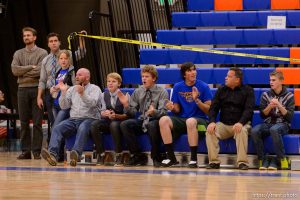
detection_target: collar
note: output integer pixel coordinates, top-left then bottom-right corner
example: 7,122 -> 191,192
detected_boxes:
25,45 -> 37,52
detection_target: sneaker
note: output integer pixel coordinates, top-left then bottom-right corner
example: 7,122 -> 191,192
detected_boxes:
259,158 -> 269,170
125,153 -> 148,166
188,160 -> 198,168
41,148 -> 57,166
161,159 -> 180,167
238,163 -> 249,170
268,158 -> 278,170
114,154 -> 123,167
96,153 -> 105,166
17,151 -> 31,160
206,163 -> 220,169
280,157 -> 289,170
33,152 -> 41,160
153,159 -> 162,168
70,150 -> 79,167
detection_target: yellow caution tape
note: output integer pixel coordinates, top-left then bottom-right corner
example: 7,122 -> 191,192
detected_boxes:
68,33 -> 300,62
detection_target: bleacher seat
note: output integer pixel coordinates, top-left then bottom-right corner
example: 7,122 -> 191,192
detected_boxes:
188,0 -> 300,11
172,11 -> 300,28
122,67 -> 274,85
140,48 -> 289,65
156,29 -> 300,45
243,0 -> 270,10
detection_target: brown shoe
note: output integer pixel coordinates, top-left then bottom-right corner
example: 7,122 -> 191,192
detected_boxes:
70,150 -> 79,167
41,148 -> 57,166
17,152 -> 31,160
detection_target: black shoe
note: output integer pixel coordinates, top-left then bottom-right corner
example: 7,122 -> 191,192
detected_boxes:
70,150 -> 79,167
33,152 -> 41,160
206,163 -> 220,169
41,148 -> 57,166
114,153 -> 123,167
125,153 -> 148,166
153,159 -> 162,168
238,163 -> 249,170
96,153 -> 105,166
17,152 -> 31,160
188,160 -> 198,168
161,159 -> 180,167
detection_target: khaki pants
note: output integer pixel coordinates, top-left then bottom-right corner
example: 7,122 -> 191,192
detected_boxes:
206,122 -> 251,165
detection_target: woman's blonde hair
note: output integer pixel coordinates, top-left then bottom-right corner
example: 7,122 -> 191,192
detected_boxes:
58,50 -> 72,66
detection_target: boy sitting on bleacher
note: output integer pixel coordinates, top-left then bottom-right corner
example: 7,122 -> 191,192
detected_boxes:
250,71 -> 295,170
90,73 -> 128,166
159,62 -> 212,168
118,65 -> 169,167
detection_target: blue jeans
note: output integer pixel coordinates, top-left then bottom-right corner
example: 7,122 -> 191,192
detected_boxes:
52,107 -> 70,128
48,118 -> 94,160
250,123 -> 289,160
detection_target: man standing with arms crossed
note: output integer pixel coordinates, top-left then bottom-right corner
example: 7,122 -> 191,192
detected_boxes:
11,27 -> 47,159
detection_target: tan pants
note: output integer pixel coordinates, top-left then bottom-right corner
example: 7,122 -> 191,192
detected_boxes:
206,122 -> 251,165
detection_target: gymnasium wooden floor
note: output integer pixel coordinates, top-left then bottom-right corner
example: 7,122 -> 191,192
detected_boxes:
0,152 -> 299,200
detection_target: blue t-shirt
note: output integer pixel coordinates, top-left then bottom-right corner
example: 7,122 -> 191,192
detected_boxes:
53,69 -> 68,106
171,80 -> 212,119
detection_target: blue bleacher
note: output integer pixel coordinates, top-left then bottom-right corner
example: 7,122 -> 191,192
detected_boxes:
65,109 -> 300,155
65,67 -> 300,156
172,11 -> 300,28
187,0 -> 214,11
156,29 -> 300,45
122,67 -> 274,85
187,0 -> 271,11
140,48 -> 289,65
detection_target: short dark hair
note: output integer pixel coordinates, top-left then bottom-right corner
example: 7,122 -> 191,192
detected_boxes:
229,67 -> 243,83
180,62 -> 196,80
47,32 -> 60,42
22,27 -> 37,36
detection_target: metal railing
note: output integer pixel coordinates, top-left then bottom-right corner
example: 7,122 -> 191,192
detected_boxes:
69,0 -> 187,88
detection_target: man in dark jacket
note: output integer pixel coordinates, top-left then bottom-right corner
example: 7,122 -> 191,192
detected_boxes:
206,67 -> 255,170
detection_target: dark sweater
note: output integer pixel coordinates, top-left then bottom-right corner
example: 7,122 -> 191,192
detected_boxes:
260,87 -> 295,125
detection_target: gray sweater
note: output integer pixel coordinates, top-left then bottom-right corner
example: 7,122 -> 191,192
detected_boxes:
11,45 -> 48,87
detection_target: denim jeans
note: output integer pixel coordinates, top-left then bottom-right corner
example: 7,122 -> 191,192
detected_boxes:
250,123 -> 289,160
18,87 -> 43,153
120,119 -> 162,160
52,107 -> 70,128
48,118 -> 94,160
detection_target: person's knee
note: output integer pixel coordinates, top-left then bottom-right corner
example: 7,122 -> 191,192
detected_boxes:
90,121 -> 99,133
120,120 -> 129,130
159,116 -> 171,127
269,126 -> 280,135
186,118 -> 197,131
